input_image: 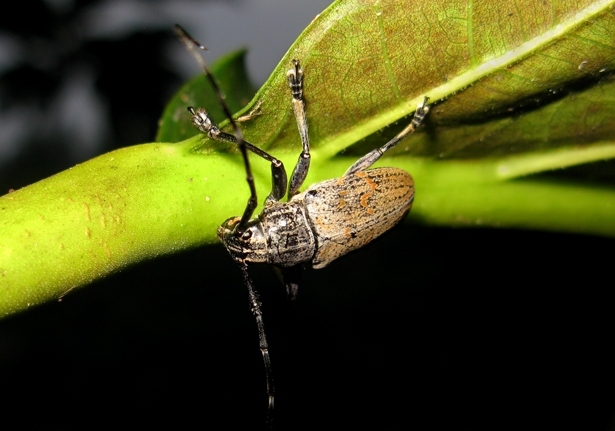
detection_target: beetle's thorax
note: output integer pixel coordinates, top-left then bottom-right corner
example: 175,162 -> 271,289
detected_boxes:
259,201 -> 316,267
218,201 -> 317,267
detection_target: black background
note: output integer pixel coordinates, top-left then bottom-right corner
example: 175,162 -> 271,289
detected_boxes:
2,227 -> 614,430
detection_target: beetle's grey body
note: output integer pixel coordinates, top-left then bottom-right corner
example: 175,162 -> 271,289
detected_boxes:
218,167 -> 414,269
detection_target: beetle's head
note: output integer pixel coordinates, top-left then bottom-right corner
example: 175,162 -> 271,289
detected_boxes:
217,216 -> 268,263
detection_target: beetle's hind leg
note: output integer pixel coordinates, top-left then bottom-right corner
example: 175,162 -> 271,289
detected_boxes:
344,97 -> 430,176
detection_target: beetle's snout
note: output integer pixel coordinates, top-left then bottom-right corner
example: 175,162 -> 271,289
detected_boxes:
218,217 -> 268,263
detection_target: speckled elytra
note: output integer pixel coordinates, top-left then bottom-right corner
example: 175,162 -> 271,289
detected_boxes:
175,24 -> 429,430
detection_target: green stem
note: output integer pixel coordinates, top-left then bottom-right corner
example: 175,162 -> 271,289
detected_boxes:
0,137 -> 220,316
1,139 -> 614,317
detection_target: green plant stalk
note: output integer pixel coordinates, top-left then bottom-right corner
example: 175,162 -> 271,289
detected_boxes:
0,136 -> 215,317
2,135 -> 614,317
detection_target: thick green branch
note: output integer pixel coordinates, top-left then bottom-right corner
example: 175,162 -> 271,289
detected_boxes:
3,137 -> 614,317
0,137 -> 223,316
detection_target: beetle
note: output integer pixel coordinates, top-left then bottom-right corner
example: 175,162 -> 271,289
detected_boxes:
175,24 -> 429,430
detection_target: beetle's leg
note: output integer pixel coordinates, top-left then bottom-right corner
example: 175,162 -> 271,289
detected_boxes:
273,265 -> 303,300
236,99 -> 263,123
176,25 -> 287,221
188,107 -> 287,206
287,60 -> 311,199
344,97 -> 430,176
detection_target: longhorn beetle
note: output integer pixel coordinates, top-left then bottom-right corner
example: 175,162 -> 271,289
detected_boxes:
175,24 -> 429,430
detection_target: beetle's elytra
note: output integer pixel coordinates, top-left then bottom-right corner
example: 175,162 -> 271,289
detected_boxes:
175,23 -> 429,431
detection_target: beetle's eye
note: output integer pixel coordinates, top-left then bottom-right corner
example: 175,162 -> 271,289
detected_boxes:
241,230 -> 253,240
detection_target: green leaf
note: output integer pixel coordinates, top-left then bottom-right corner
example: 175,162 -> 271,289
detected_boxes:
176,0 -> 615,157
2,0 -> 615,317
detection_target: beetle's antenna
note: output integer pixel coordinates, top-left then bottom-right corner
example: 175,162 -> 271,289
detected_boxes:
174,24 -> 258,232
175,24 -> 276,428
239,261 -> 275,430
